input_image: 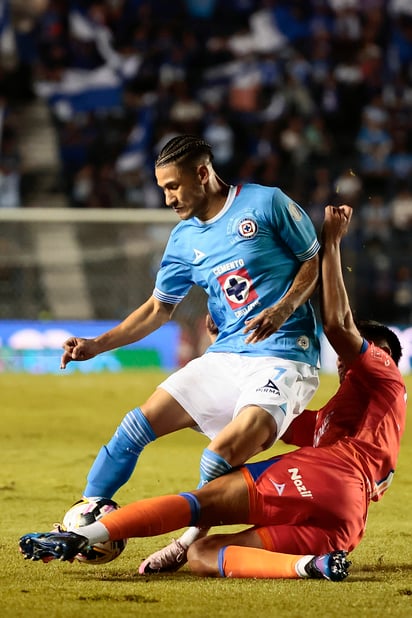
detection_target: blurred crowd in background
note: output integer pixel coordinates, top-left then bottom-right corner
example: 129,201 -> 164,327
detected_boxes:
0,0 -> 411,324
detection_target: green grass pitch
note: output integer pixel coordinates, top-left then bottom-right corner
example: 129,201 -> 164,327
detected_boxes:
2,370 -> 411,618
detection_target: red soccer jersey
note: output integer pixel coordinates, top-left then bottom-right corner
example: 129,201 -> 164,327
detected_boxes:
313,342 -> 407,501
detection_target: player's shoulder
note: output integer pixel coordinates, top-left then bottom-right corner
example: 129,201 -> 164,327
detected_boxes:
359,342 -> 403,381
240,183 -> 282,198
168,218 -> 194,239
237,184 -> 287,214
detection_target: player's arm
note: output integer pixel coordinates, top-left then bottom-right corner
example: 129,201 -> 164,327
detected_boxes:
244,254 -> 319,343
61,296 -> 175,368
320,205 -> 363,366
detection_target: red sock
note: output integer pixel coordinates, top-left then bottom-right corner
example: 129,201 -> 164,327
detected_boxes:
100,495 -> 192,540
221,546 -> 302,579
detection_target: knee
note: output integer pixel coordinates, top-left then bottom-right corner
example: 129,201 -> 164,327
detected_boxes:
209,406 -> 277,465
187,537 -> 220,578
241,406 -> 278,451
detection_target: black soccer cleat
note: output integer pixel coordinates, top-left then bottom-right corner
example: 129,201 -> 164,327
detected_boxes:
305,550 -> 351,582
19,530 -> 89,563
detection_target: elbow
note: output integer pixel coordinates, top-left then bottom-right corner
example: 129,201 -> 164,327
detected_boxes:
152,297 -> 175,324
322,322 -> 344,340
304,254 -> 320,295
322,312 -> 353,341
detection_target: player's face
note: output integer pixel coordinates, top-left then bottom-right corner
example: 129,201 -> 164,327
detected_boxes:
155,163 -> 208,221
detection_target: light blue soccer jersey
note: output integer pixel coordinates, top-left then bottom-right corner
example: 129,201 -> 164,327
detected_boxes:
154,184 -> 320,366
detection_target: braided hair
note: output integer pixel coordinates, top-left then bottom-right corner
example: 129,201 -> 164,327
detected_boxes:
155,135 -> 213,168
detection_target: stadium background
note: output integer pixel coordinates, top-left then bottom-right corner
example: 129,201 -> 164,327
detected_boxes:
0,0 -> 411,373
1,5 -> 412,617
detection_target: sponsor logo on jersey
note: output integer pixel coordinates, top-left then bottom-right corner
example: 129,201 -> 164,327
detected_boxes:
257,379 -> 280,395
234,298 -> 260,319
296,335 -> 310,350
269,478 -> 285,496
287,467 -> 313,498
217,267 -> 258,310
213,258 -> 245,276
193,249 -> 206,263
288,202 -> 303,221
237,218 -> 258,239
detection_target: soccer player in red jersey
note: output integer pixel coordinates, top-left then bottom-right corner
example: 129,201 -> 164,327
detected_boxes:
19,206 -> 406,582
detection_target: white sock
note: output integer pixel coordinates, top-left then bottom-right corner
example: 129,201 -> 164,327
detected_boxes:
295,555 -> 315,578
178,526 -> 209,548
70,521 -> 109,545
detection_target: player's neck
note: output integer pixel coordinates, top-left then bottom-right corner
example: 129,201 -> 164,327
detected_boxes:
205,176 -> 230,218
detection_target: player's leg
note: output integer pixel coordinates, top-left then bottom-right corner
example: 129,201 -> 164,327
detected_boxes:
84,350 -> 240,500
85,352 -> 239,565
187,528 -> 264,575
170,404 -> 274,549
19,470 -> 250,563
172,358 -> 317,553
171,406 -> 274,554
140,358 -> 319,572
136,408 -> 269,574
187,450 -> 356,582
84,388 -> 196,498
101,470 -> 250,540
200,356 -> 320,473
187,531 -> 351,581
205,404 -> 276,467
138,404 -> 274,575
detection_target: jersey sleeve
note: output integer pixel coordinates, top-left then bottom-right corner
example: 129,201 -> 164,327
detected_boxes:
153,234 -> 193,304
270,188 -> 320,262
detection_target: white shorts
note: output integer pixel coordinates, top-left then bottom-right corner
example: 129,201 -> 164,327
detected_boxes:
158,352 -> 319,440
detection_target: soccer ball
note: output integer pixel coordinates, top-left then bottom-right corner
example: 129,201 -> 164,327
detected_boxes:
62,498 -> 127,564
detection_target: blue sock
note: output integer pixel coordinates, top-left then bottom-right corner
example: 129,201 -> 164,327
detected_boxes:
179,492 -> 201,526
198,448 -> 232,488
84,407 -> 156,498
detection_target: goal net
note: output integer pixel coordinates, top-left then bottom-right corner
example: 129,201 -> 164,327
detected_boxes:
0,208 -> 209,369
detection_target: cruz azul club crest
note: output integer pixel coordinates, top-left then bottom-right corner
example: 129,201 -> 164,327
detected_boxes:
237,218 -> 258,239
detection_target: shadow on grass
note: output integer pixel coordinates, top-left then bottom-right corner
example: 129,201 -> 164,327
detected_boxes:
63,567 -> 197,584
64,561 -> 412,585
348,560 -> 412,587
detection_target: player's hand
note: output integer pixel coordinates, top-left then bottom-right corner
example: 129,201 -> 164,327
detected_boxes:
60,337 -> 99,369
244,306 -> 290,344
322,205 -> 353,244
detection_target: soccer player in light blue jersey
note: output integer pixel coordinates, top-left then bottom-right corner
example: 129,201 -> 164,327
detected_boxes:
60,135 -> 321,572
